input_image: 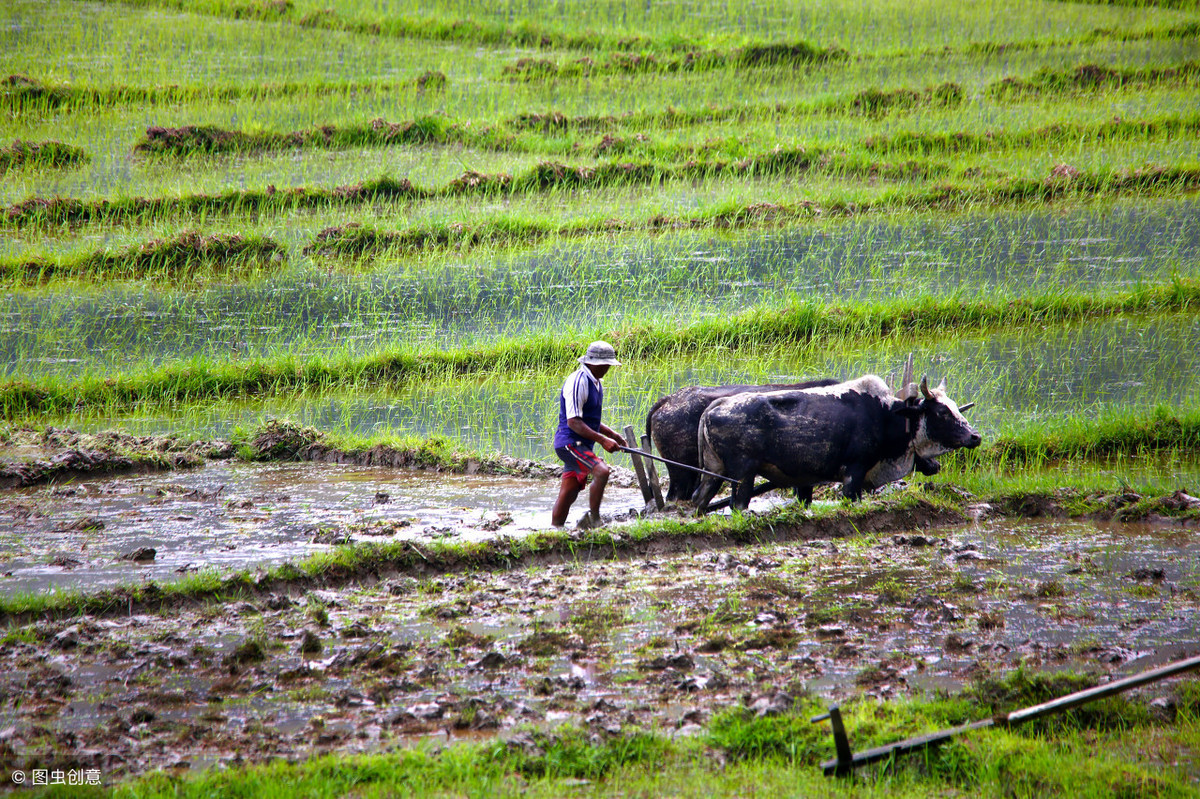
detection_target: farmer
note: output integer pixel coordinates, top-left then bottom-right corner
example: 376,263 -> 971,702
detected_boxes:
551,341 -> 627,528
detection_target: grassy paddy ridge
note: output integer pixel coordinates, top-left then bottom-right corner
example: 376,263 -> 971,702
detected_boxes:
2,282 -> 1198,418
7,151 -> 1198,235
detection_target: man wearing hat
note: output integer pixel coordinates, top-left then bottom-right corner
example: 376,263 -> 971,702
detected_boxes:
551,341 -> 627,528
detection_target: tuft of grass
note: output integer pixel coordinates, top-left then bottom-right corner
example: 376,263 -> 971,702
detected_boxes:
0,230 -> 284,285
0,139 -> 89,172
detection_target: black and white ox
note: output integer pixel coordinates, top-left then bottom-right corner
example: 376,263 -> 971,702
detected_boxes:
691,374 -> 981,513
645,379 -> 837,501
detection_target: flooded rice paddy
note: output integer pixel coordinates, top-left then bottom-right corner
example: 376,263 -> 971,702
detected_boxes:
0,462 -> 644,596
2,198 -> 1198,378
2,501 -> 1198,779
45,312 -> 1200,468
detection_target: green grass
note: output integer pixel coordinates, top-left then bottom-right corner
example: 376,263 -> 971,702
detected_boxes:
80,0 -> 1200,55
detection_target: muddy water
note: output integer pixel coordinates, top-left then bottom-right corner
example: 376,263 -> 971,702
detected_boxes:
3,198 -> 1198,379
2,513 -> 1198,782
0,462 -> 644,596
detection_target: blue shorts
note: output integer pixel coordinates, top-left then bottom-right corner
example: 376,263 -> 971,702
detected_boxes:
556,444 -> 603,485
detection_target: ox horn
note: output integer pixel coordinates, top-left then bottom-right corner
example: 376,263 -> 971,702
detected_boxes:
920,375 -> 933,400
958,402 -> 976,412
895,354 -> 917,401
937,377 -> 947,392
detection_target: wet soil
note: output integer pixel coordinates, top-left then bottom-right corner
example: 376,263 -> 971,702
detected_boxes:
1,515 -> 1197,783
1,430 -> 1199,785
0,460 -> 641,595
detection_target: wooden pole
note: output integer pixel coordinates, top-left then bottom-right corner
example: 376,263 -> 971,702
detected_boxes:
623,424 -> 652,504
640,434 -> 665,510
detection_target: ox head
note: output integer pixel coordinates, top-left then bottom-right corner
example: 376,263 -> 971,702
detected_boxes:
891,355 -> 981,457
896,374 -> 982,456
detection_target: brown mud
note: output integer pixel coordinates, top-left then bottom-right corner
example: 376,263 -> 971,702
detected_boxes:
1,515 -> 1197,784
1,426 -> 1199,783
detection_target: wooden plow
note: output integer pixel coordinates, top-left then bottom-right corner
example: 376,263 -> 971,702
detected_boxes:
812,653 -> 1200,777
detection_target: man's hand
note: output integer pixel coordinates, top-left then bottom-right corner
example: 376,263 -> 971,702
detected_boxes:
601,436 -> 621,453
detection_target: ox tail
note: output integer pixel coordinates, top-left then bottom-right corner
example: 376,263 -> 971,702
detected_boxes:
696,412 -> 718,474
645,394 -> 671,440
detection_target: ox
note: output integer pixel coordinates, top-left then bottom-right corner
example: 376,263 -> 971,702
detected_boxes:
692,374 -> 980,513
646,379 -> 837,501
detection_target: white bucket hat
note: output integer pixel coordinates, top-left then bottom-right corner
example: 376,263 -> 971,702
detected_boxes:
578,340 -> 621,366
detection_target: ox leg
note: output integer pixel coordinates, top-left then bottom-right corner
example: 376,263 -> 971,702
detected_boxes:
731,475 -> 757,511
722,458 -> 759,511
666,468 -> 696,503
842,466 -> 867,501
794,485 -> 813,506
691,475 -> 722,515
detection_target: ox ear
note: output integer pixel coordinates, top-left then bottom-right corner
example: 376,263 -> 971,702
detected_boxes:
958,402 -> 975,412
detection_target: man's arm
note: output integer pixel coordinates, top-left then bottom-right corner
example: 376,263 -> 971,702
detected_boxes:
567,417 -> 626,452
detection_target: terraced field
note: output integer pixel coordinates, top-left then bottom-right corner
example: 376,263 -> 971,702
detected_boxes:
3,0 -> 1200,795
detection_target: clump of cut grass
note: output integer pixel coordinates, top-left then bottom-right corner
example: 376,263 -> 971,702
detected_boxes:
1,73 -> 444,114
501,40 -> 846,81
0,230 -> 283,285
990,60 -> 1200,99
0,139 -> 88,172
133,116 -> 459,156
864,113 -> 1200,156
2,176 -> 420,228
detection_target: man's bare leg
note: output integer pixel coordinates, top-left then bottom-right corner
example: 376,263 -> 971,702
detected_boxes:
587,462 -> 611,519
551,473 -> 584,527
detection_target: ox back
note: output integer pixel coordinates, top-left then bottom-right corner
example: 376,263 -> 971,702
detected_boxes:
645,378 -> 837,501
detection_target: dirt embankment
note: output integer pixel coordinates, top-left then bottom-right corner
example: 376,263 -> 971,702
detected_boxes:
0,421 -> 581,490
0,427 -> 233,489
242,419 -> 571,481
